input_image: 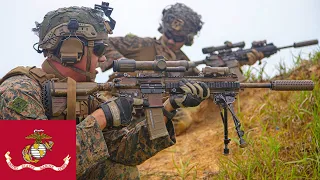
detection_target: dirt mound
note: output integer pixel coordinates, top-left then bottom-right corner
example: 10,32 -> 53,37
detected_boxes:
138,87 -> 268,179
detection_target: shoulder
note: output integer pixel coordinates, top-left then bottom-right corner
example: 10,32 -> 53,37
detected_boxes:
175,50 -> 190,60
0,75 -> 41,95
0,75 -> 46,119
107,35 -> 156,49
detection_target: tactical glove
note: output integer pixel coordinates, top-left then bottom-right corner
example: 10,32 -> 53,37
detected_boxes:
100,97 -> 148,128
168,79 -> 210,109
246,49 -> 264,65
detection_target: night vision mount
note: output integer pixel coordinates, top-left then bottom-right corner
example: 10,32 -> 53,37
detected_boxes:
95,1 -> 116,30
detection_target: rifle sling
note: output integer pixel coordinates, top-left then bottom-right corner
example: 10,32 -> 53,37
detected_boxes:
67,77 -> 77,120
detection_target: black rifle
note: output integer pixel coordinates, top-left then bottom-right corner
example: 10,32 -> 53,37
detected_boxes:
195,40 -> 318,81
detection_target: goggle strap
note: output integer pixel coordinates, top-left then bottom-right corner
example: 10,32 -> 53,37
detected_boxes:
86,41 -> 94,81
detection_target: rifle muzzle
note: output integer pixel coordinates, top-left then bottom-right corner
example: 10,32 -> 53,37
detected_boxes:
293,39 -> 318,48
240,80 -> 314,91
271,80 -> 314,91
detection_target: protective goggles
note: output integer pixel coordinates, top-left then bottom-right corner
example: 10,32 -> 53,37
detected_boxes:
93,42 -> 106,57
164,30 -> 186,43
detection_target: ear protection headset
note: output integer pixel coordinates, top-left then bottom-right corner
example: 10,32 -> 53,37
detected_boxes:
57,19 -> 85,65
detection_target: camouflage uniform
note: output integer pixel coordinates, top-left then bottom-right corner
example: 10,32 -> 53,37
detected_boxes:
100,35 -> 199,77
0,67 -> 176,180
99,3 -> 203,77
98,3 -> 203,135
0,5 -> 177,180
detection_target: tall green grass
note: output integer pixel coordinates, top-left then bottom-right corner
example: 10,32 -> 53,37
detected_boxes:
215,52 -> 320,179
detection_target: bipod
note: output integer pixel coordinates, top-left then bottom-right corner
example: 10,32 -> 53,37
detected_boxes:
214,92 -> 247,155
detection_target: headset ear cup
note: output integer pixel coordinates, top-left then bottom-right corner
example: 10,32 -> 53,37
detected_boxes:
59,38 -> 84,64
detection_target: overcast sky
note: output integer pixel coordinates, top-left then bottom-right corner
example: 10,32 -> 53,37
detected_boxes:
1,0 -> 319,82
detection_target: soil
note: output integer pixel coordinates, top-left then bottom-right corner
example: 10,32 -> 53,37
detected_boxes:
138,88 -> 267,179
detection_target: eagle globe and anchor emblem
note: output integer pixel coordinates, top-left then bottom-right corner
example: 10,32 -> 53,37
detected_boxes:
22,129 -> 54,163
4,129 -> 71,171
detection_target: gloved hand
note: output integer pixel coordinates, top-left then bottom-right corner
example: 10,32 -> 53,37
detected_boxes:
167,79 -> 210,109
246,49 -> 264,65
100,97 -> 148,128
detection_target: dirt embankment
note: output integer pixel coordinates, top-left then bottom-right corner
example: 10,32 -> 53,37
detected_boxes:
138,87 -> 268,179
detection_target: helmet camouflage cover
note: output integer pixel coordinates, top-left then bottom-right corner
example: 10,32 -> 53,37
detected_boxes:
159,3 -> 203,45
32,6 -> 110,51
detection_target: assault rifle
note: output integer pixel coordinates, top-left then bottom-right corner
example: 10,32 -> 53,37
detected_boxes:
197,39 -> 319,81
42,57 -> 314,154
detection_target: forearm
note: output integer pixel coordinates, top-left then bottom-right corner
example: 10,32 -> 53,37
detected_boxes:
103,99 -> 176,165
100,41 -> 125,72
76,115 -> 109,178
104,118 -> 176,165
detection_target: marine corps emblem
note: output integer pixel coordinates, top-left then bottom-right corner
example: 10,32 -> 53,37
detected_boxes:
4,129 -> 71,171
22,129 -> 54,163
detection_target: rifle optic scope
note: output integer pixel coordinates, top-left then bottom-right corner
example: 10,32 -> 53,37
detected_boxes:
202,41 -> 245,54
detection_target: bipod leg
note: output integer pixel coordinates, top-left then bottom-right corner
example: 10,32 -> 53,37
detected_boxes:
216,96 -> 231,155
222,106 -> 231,155
225,100 -> 247,148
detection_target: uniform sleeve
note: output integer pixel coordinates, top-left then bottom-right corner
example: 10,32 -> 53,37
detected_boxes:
102,119 -> 176,166
0,75 -> 47,120
76,115 -> 110,178
100,36 -> 155,72
175,50 -> 200,76
98,38 -> 125,72
0,76 -> 110,178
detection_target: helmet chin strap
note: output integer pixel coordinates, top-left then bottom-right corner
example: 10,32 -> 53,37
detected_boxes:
86,41 -> 94,81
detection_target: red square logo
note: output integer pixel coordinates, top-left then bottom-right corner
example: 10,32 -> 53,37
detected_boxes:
0,120 -> 76,180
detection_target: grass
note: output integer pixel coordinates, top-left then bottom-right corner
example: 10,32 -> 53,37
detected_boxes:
172,155 -> 198,180
242,61 -> 271,82
214,51 -> 320,179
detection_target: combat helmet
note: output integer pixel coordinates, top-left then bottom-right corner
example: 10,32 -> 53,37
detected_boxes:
32,2 -> 116,81
158,3 -> 203,46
